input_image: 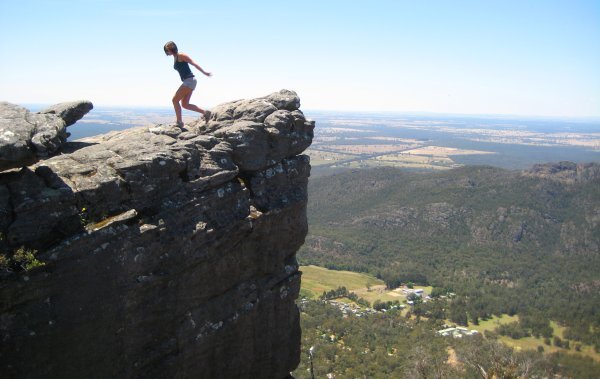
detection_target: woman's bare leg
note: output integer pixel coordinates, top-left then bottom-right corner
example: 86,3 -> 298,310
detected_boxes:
172,85 -> 193,124
181,90 -> 207,116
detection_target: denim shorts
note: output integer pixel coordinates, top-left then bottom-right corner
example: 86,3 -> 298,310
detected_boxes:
182,76 -> 197,90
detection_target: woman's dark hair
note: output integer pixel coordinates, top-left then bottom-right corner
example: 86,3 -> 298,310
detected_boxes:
164,41 -> 178,55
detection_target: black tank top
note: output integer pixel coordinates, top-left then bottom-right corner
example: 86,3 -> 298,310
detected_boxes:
174,57 -> 194,81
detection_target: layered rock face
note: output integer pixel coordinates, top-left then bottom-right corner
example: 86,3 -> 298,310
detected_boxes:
0,90 -> 313,378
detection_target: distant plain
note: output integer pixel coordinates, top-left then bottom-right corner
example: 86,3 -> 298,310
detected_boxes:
31,105 -> 599,172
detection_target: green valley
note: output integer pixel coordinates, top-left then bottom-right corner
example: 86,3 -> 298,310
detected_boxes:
296,162 -> 600,377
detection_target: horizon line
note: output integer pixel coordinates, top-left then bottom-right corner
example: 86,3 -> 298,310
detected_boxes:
17,101 -> 600,122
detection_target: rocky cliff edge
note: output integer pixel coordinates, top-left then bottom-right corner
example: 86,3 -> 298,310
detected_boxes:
0,89 -> 314,378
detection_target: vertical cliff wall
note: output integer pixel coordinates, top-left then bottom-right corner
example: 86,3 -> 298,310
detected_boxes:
0,90 -> 313,378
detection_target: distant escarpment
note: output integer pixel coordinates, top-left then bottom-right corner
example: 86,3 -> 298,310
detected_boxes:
523,161 -> 600,184
0,90 -> 313,378
302,163 -> 599,278
305,163 -> 600,251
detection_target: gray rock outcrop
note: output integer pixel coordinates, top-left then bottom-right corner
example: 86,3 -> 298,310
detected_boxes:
0,90 -> 313,378
38,100 -> 94,127
523,161 -> 600,184
0,100 -> 93,171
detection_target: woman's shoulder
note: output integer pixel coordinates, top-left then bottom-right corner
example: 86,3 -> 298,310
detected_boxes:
177,52 -> 191,62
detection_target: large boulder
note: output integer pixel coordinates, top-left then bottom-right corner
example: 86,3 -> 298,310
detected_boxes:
207,90 -> 314,171
39,100 -> 93,127
0,100 -> 93,172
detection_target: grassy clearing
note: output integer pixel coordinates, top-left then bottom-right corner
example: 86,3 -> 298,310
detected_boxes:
468,314 -> 519,334
300,265 -> 432,305
467,315 -> 600,361
376,153 -> 454,165
305,149 -> 357,166
300,265 -> 383,299
345,160 -> 453,170
354,285 -> 403,304
403,146 -> 495,156
499,335 -> 600,361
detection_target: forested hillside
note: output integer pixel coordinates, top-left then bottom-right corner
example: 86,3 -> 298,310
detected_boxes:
299,162 -> 600,350
293,301 -> 600,378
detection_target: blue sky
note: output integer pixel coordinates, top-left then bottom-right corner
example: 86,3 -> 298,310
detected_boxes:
1,0 -> 599,117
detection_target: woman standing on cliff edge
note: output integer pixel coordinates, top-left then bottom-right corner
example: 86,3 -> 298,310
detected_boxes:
164,41 -> 212,127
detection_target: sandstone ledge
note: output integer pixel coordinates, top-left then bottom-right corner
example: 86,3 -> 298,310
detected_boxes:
0,90 -> 313,378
